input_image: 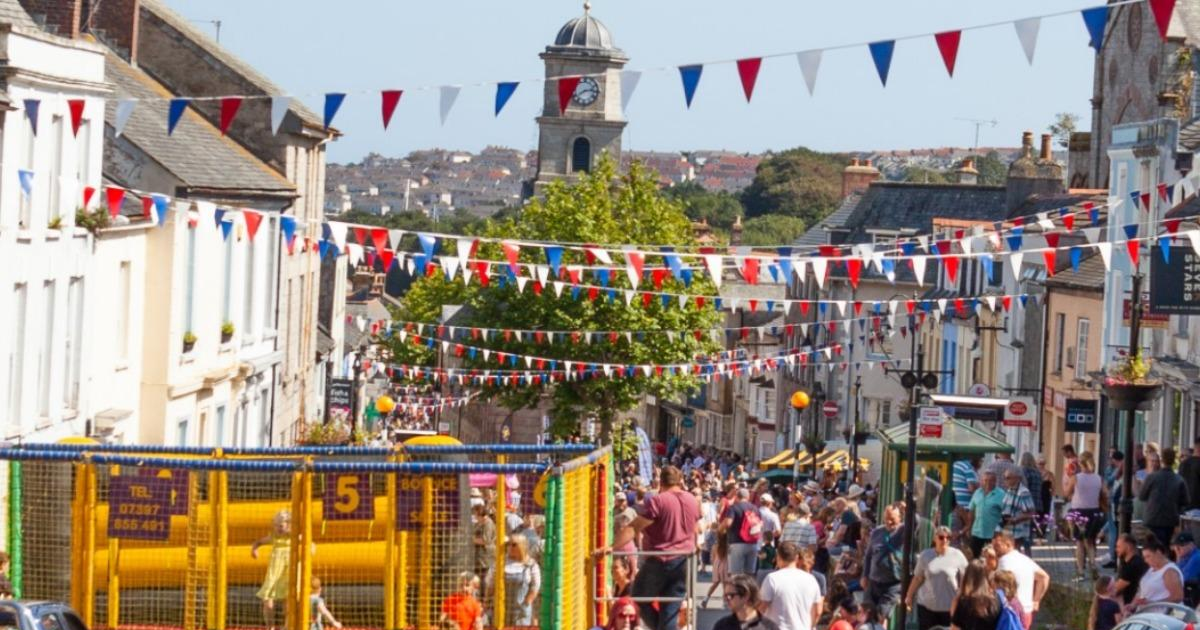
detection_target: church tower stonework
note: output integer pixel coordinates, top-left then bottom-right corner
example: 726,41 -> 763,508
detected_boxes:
534,3 -> 627,189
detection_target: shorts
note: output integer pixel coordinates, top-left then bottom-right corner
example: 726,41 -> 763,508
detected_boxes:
1071,508 -> 1104,542
865,581 -> 901,619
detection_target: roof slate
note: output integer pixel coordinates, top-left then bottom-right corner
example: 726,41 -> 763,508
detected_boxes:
1044,250 -> 1105,291
0,0 -> 43,33
841,182 -> 1008,243
104,53 -> 296,195
794,192 -> 861,248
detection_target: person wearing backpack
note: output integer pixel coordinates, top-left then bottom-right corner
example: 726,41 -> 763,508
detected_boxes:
720,487 -> 763,577
862,503 -> 907,625
949,560 -> 1001,630
992,532 -> 1048,629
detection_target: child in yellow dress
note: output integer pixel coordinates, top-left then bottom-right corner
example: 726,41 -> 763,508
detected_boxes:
252,510 -> 292,630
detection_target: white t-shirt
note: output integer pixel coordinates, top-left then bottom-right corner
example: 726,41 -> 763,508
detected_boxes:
760,566 -> 821,630
996,550 -> 1041,610
760,507 -> 782,536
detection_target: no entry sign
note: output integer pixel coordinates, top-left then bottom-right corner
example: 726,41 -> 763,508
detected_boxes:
822,401 -> 839,418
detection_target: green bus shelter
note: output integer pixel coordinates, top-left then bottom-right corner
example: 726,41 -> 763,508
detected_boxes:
877,418 -> 1015,528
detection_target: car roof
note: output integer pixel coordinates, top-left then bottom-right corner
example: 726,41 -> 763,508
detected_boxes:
1119,612 -> 1191,630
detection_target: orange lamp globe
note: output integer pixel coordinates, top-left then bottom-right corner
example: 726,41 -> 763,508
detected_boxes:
790,391 -> 810,410
375,395 -> 396,414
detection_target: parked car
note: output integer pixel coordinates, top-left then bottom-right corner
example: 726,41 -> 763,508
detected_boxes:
0,601 -> 88,630
1114,602 -> 1197,630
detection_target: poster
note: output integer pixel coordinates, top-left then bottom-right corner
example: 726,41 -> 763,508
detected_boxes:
108,476 -> 172,541
328,378 -> 354,423
1065,399 -> 1099,434
396,474 -> 459,531
322,473 -> 374,520
1150,246 -> 1200,315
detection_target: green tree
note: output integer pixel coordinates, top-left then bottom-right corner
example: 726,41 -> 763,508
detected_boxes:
664,180 -> 745,230
901,166 -> 950,184
1048,112 -> 1079,149
396,158 -> 722,442
970,151 -> 1008,186
740,147 -> 847,226
740,215 -> 807,246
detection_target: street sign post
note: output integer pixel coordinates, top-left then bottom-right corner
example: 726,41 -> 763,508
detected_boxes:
1003,396 -> 1036,428
918,406 -> 943,438
822,401 -> 839,418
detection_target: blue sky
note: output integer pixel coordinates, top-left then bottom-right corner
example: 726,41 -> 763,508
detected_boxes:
163,0 -> 1100,164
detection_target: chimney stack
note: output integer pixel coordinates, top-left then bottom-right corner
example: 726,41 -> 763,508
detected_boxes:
84,0 -> 141,63
17,0 -> 82,38
954,157 -> 979,185
1006,130 -> 1065,211
842,157 -> 881,198
1039,134 -> 1053,161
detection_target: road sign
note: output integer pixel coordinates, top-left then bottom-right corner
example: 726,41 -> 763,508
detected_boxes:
918,406 -> 944,438
1003,396 -> 1036,428
823,401 -> 840,418
968,383 -> 991,398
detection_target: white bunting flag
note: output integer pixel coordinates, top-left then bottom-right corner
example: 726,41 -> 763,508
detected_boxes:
1014,17 -> 1040,65
535,265 -> 550,285
347,244 -> 364,267
1009,252 -> 1024,281
1187,230 -> 1200,257
1037,212 -> 1055,231
703,254 -> 724,288
554,281 -> 565,297
623,289 -> 633,305
271,96 -> 290,135
585,247 -> 612,265
115,99 -> 136,137
441,255 -> 460,280
797,50 -> 823,96
1082,227 -> 1102,244
912,256 -> 927,286
835,300 -> 847,318
515,276 -> 528,292
1096,242 -> 1113,270
439,86 -> 461,125
985,295 -> 996,311
327,222 -> 348,249
810,258 -> 827,289
621,70 -> 642,111
456,237 -> 475,273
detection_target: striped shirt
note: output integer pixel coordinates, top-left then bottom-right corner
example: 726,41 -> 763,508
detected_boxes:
952,460 -> 978,507
780,519 -> 819,548
1000,485 -> 1036,540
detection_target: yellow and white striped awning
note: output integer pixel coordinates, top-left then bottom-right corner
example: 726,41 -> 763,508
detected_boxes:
758,449 -> 871,472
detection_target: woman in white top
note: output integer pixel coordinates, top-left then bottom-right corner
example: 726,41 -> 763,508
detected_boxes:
1063,451 -> 1106,579
1133,536 -> 1183,609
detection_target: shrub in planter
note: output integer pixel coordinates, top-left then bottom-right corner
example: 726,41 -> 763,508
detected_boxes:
182,331 -> 197,353
221,321 -> 235,343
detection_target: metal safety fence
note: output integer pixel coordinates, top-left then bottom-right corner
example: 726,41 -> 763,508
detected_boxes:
0,442 -> 610,630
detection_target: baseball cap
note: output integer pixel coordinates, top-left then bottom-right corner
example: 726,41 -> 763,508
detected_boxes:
1173,532 -> 1195,546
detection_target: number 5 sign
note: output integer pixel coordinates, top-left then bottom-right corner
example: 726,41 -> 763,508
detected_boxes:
322,474 -> 374,520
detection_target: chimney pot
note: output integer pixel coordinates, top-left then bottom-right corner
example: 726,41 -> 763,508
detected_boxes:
1040,134 -> 1053,160
850,158 -> 860,167
864,159 -> 872,167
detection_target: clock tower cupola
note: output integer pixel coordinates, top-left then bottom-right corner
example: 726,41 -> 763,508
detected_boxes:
534,3 -> 628,189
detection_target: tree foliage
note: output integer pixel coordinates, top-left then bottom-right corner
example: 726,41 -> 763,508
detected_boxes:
740,215 -> 807,246
393,158 -> 722,441
740,147 -> 847,226
1048,112 -> 1079,149
664,180 -> 745,230
971,151 -> 1008,186
901,166 -> 950,184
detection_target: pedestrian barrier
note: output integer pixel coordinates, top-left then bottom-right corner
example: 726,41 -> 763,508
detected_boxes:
0,440 -> 611,630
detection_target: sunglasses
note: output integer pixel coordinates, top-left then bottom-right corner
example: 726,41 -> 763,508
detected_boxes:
723,591 -> 744,600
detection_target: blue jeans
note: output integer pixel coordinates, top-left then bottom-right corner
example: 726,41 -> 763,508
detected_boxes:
633,556 -> 688,630
1105,514 -> 1118,559
728,542 -> 758,576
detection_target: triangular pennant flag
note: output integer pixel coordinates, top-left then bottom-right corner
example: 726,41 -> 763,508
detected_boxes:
23,99 -> 39,135
796,50 -> 822,95
270,96 -> 290,134
1070,247 -> 1082,273
1013,17 -> 1040,65
557,77 -> 581,115
440,86 -> 461,125
167,98 -> 189,135
381,90 -> 403,129
944,256 -> 960,284
1124,224 -> 1140,265
703,254 -> 723,288
494,82 -> 518,116
106,186 -> 125,218
67,99 -> 85,137
280,216 -> 297,247
1149,0 -> 1177,40
1083,227 -> 1102,244
1097,242 -> 1113,270
1082,6 -> 1109,51
214,208 -> 227,229
218,97 -> 242,135
220,219 -> 234,241
1187,231 -> 1200,258
115,99 -> 136,137
625,250 -> 645,289
868,40 -> 895,86
735,58 -> 762,102
152,194 -> 170,226
678,65 -> 703,108
243,210 -> 263,241
1009,252 -> 1024,281
934,31 -> 962,77
911,256 -> 926,285
544,246 -> 564,278
620,70 -> 642,111
323,93 -> 346,130
1160,235 -> 1172,263
17,170 -> 33,198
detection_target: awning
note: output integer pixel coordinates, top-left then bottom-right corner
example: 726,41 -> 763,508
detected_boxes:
758,449 -> 871,472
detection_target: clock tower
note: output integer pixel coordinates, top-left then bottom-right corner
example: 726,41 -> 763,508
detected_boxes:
534,3 -> 628,189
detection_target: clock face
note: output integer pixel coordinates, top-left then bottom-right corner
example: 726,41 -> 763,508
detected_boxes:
573,77 -> 600,106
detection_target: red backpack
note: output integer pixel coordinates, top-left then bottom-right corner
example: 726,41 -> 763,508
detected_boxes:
738,505 -> 763,543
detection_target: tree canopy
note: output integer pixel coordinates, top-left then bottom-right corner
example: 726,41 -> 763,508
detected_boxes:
390,158 -> 722,441
740,215 -> 807,246
664,180 -> 745,231
740,147 -> 847,226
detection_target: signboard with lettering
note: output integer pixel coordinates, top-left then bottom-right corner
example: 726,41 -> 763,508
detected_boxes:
322,473 -> 374,520
1151,246 -> 1200,315
1123,295 -> 1171,329
137,467 -> 189,515
396,475 -> 459,531
1003,396 -> 1037,428
328,378 -> 354,423
918,406 -> 944,438
1065,399 -> 1099,433
108,476 -> 172,541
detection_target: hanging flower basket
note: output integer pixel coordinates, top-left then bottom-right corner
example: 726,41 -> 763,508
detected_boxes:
853,431 -> 871,445
1103,382 -> 1162,411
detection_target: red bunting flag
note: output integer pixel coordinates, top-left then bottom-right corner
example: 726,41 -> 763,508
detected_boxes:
1043,233 -> 1060,274
67,99 -> 85,137
105,186 -> 125,218
846,258 -> 862,288
1149,0 -> 1177,40
1141,192 -> 1152,211
557,77 -> 581,115
1128,238 -> 1141,266
219,97 -> 242,135
741,258 -> 759,284
944,256 -> 959,284
501,241 -> 521,273
142,196 -> 154,219
934,30 -> 962,77
1062,213 -> 1074,231
1158,182 -> 1169,201
1166,218 -> 1182,235
379,249 -> 394,271
243,209 -> 263,240
82,186 -> 96,209
371,228 -> 388,252
353,226 -> 368,246
735,57 -> 762,102
381,90 -> 403,129
1001,296 -> 1012,311
625,251 -> 645,280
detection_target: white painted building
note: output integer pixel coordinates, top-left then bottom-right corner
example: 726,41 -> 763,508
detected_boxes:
0,1 -> 112,442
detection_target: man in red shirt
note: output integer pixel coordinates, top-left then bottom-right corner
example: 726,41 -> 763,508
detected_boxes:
614,465 -> 701,630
